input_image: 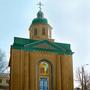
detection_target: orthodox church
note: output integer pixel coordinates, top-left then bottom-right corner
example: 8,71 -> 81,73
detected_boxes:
9,3 -> 74,90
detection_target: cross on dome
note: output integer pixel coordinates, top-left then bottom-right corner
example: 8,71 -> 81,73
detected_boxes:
37,2 -> 43,11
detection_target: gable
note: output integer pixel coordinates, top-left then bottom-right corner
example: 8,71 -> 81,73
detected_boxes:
34,43 -> 56,50
23,40 -> 67,54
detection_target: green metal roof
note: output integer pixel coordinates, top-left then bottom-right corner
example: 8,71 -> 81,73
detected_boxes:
11,37 -> 73,55
32,18 -> 48,25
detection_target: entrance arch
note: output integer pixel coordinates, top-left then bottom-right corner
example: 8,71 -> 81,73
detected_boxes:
37,59 -> 54,90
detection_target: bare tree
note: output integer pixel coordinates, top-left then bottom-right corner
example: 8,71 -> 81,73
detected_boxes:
0,49 -> 7,73
76,66 -> 90,90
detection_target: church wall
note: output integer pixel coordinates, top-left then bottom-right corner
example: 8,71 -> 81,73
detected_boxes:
56,55 -> 62,90
29,51 -> 57,90
60,55 -> 74,90
10,49 -> 21,90
10,49 -> 31,90
21,51 -> 30,90
10,49 -> 73,90
10,49 -> 62,90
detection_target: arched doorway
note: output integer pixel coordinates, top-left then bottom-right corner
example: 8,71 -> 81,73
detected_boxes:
38,60 -> 52,90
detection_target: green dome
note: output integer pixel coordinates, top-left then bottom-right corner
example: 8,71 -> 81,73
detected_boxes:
32,10 -> 48,25
32,18 -> 48,24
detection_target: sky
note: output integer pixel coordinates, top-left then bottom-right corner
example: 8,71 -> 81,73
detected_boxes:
0,0 -> 90,87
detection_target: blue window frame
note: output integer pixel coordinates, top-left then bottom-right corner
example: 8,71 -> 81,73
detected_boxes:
40,78 -> 48,90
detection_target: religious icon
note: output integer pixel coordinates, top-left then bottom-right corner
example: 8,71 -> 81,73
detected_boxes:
39,62 -> 48,75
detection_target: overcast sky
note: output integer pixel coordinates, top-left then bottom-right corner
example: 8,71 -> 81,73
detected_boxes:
0,0 -> 90,87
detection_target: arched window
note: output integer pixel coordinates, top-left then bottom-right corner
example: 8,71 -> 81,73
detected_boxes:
42,27 -> 45,35
38,61 -> 52,90
34,28 -> 37,35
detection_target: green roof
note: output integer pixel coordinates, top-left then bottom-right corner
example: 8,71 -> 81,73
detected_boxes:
11,37 -> 73,55
32,18 -> 48,25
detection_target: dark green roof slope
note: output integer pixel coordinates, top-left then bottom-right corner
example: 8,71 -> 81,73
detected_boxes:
11,37 -> 73,55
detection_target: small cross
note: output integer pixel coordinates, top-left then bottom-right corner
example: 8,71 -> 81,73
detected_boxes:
37,2 -> 43,11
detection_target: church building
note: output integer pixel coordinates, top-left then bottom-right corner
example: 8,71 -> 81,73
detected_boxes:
9,3 -> 74,90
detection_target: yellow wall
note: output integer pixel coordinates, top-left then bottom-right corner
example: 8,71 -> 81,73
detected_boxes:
10,49 -> 74,90
60,55 -> 74,90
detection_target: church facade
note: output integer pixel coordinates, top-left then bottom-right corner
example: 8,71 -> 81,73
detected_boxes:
9,6 -> 74,90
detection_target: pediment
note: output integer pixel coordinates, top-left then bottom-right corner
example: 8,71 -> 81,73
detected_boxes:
24,40 -> 61,51
24,40 -> 67,53
34,42 -> 56,50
